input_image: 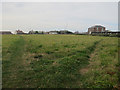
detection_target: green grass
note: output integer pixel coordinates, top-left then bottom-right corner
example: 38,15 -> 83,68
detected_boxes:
80,37 -> 119,88
2,35 -> 119,88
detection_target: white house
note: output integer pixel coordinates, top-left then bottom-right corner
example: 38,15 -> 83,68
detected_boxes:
49,31 -> 58,34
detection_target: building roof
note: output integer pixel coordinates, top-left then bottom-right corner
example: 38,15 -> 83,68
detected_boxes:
16,30 -> 24,33
0,31 -> 12,34
89,25 -> 105,29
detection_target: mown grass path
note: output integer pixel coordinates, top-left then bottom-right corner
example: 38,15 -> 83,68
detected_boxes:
2,36 -> 26,88
80,37 -> 119,88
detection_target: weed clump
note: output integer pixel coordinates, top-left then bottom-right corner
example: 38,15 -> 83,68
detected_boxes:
34,55 -> 43,58
45,51 -> 54,54
64,45 -> 70,48
54,48 -> 59,51
38,45 -> 43,48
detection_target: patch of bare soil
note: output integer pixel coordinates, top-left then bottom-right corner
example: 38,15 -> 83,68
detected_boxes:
53,61 -> 57,65
52,61 -> 59,66
80,53 -> 97,75
79,68 -> 89,75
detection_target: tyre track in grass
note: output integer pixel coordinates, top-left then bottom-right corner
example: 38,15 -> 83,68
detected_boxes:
77,39 -> 103,87
3,36 -> 26,88
80,38 -> 118,88
79,39 -> 103,75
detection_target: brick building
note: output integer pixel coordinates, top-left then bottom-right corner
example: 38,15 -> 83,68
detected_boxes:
88,25 -> 106,34
15,30 -> 25,34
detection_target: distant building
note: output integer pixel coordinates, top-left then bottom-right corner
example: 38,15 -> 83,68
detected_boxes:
59,30 -> 67,34
74,31 -> 87,35
0,31 -> 12,35
58,30 -> 73,34
49,31 -> 58,34
74,31 -> 80,34
28,30 -> 44,34
88,25 -> 106,34
15,30 -> 25,34
44,32 -> 49,34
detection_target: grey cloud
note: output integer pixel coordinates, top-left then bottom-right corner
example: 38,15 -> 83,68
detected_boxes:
2,2 -> 118,32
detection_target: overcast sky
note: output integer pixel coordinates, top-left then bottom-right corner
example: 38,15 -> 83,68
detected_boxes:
1,2 -> 118,32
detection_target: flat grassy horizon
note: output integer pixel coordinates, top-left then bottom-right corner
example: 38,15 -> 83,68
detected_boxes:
2,35 -> 119,88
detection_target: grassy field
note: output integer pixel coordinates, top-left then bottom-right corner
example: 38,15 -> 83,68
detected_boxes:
2,35 -> 119,88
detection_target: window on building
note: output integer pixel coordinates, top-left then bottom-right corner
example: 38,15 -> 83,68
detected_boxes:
97,27 -> 98,32
102,28 -> 104,32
